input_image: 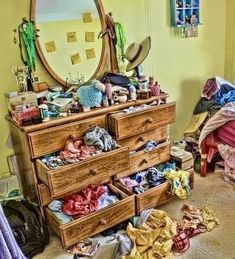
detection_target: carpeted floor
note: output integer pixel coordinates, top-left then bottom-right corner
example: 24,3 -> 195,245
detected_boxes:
34,170 -> 235,259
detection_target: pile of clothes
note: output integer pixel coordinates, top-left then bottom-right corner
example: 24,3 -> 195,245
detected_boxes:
113,205 -> 219,259
48,185 -> 119,224
41,126 -> 117,169
119,163 -> 191,199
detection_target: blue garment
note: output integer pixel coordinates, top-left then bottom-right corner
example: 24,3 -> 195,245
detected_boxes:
220,90 -> 235,106
213,84 -> 235,105
0,205 -> 26,259
48,200 -> 72,224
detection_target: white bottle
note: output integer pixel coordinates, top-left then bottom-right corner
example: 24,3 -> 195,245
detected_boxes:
39,104 -> 49,122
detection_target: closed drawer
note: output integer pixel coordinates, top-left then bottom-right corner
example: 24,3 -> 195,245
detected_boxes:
115,141 -> 170,179
28,115 -> 105,158
117,126 -> 168,151
45,184 -> 135,248
107,103 -> 175,140
36,146 -> 129,198
114,181 -> 171,214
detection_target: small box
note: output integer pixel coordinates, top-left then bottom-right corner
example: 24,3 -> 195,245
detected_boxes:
136,90 -> 152,99
5,91 -> 38,111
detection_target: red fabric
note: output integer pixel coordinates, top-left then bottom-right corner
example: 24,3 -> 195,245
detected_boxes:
62,185 -> 106,219
173,231 -> 189,252
216,120 -> 235,147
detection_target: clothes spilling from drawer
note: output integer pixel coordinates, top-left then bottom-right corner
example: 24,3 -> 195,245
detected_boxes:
40,126 -> 118,169
47,185 -> 120,224
117,162 -> 191,200
171,146 -> 194,171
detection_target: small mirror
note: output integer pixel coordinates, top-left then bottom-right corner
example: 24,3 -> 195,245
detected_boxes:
31,0 -> 108,86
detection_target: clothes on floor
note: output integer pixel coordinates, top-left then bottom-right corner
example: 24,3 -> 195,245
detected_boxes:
0,204 -> 26,259
112,234 -> 133,259
123,210 -> 177,259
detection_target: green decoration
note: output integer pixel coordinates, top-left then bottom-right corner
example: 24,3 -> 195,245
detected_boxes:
115,22 -> 126,62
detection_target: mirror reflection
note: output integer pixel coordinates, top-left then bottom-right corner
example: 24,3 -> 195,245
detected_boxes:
34,0 -> 103,84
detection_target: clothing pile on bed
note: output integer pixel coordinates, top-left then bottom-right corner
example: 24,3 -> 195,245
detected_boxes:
184,77 -> 235,175
48,185 -> 119,224
119,162 -> 191,199
41,126 -> 117,169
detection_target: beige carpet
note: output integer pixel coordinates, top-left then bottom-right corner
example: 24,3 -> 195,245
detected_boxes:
34,171 -> 235,259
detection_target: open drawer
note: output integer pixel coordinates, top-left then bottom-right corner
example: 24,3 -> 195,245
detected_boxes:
115,141 -> 171,179
107,102 -> 176,140
44,184 -> 135,248
36,146 -> 129,198
117,126 -> 168,151
114,181 -> 171,214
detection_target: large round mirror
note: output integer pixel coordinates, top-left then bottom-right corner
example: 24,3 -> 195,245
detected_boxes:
31,0 -> 109,86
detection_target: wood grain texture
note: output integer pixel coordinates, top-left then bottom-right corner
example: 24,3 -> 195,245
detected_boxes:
136,182 -> 171,213
107,102 -> 176,140
117,126 -> 168,151
36,147 -> 130,197
37,184 -> 52,206
45,184 -> 135,248
28,115 -> 105,158
115,141 -> 171,179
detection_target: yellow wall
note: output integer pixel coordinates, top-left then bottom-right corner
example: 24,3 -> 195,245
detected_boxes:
0,0 -> 227,177
225,0 -> 235,83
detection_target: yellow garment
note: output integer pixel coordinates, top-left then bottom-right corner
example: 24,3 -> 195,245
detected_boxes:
165,170 -> 190,199
200,207 -> 220,231
123,210 -> 177,259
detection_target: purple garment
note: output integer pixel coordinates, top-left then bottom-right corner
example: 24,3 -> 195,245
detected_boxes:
0,205 -> 26,259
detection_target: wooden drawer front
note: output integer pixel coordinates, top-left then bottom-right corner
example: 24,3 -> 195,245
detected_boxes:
28,115 -> 105,158
136,182 -> 171,213
45,184 -> 135,248
115,141 -> 170,179
108,103 -> 175,140
37,184 -> 52,207
117,126 -> 168,151
36,147 -> 129,197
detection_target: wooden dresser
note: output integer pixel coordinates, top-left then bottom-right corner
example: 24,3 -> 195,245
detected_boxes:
8,94 -> 176,247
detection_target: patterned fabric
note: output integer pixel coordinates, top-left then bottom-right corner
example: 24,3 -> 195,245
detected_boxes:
173,231 -> 189,252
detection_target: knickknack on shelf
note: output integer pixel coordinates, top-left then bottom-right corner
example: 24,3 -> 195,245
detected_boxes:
171,0 -> 201,38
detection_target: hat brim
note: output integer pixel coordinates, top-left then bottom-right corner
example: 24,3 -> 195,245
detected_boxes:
126,36 -> 151,72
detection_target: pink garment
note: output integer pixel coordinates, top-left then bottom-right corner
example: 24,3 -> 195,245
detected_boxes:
119,177 -> 139,189
218,144 -> 235,173
199,102 -> 235,166
202,77 -> 235,99
216,120 -> 235,147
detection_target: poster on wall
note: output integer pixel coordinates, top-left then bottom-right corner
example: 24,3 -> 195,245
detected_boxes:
85,32 -> 95,42
83,12 -> 93,23
67,32 -> 78,43
45,41 -> 56,53
86,48 -> 96,59
70,52 -> 82,64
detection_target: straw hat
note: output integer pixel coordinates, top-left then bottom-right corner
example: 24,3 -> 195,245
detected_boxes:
125,36 -> 151,72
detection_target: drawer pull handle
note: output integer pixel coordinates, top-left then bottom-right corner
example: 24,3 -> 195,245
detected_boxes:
90,169 -> 97,176
100,219 -> 107,225
146,118 -> 153,124
143,159 -> 148,164
139,136 -> 145,142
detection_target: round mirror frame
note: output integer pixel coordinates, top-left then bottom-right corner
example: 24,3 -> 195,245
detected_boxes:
30,0 -> 109,87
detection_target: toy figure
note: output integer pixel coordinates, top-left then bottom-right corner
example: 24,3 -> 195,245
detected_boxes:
77,80 -> 106,111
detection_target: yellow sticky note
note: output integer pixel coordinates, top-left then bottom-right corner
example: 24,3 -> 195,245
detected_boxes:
45,41 -> 56,53
85,32 -> 95,42
86,48 -> 96,59
67,32 -> 77,43
70,53 -> 81,65
83,12 -> 92,23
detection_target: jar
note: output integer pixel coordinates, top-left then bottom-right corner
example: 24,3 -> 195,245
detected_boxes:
118,93 -> 127,103
38,104 -> 49,122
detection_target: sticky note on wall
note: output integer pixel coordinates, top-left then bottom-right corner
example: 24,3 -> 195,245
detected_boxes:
67,32 -> 77,43
86,48 -> 96,59
70,53 -> 81,65
85,32 -> 95,42
45,41 -> 56,53
83,12 -> 93,23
